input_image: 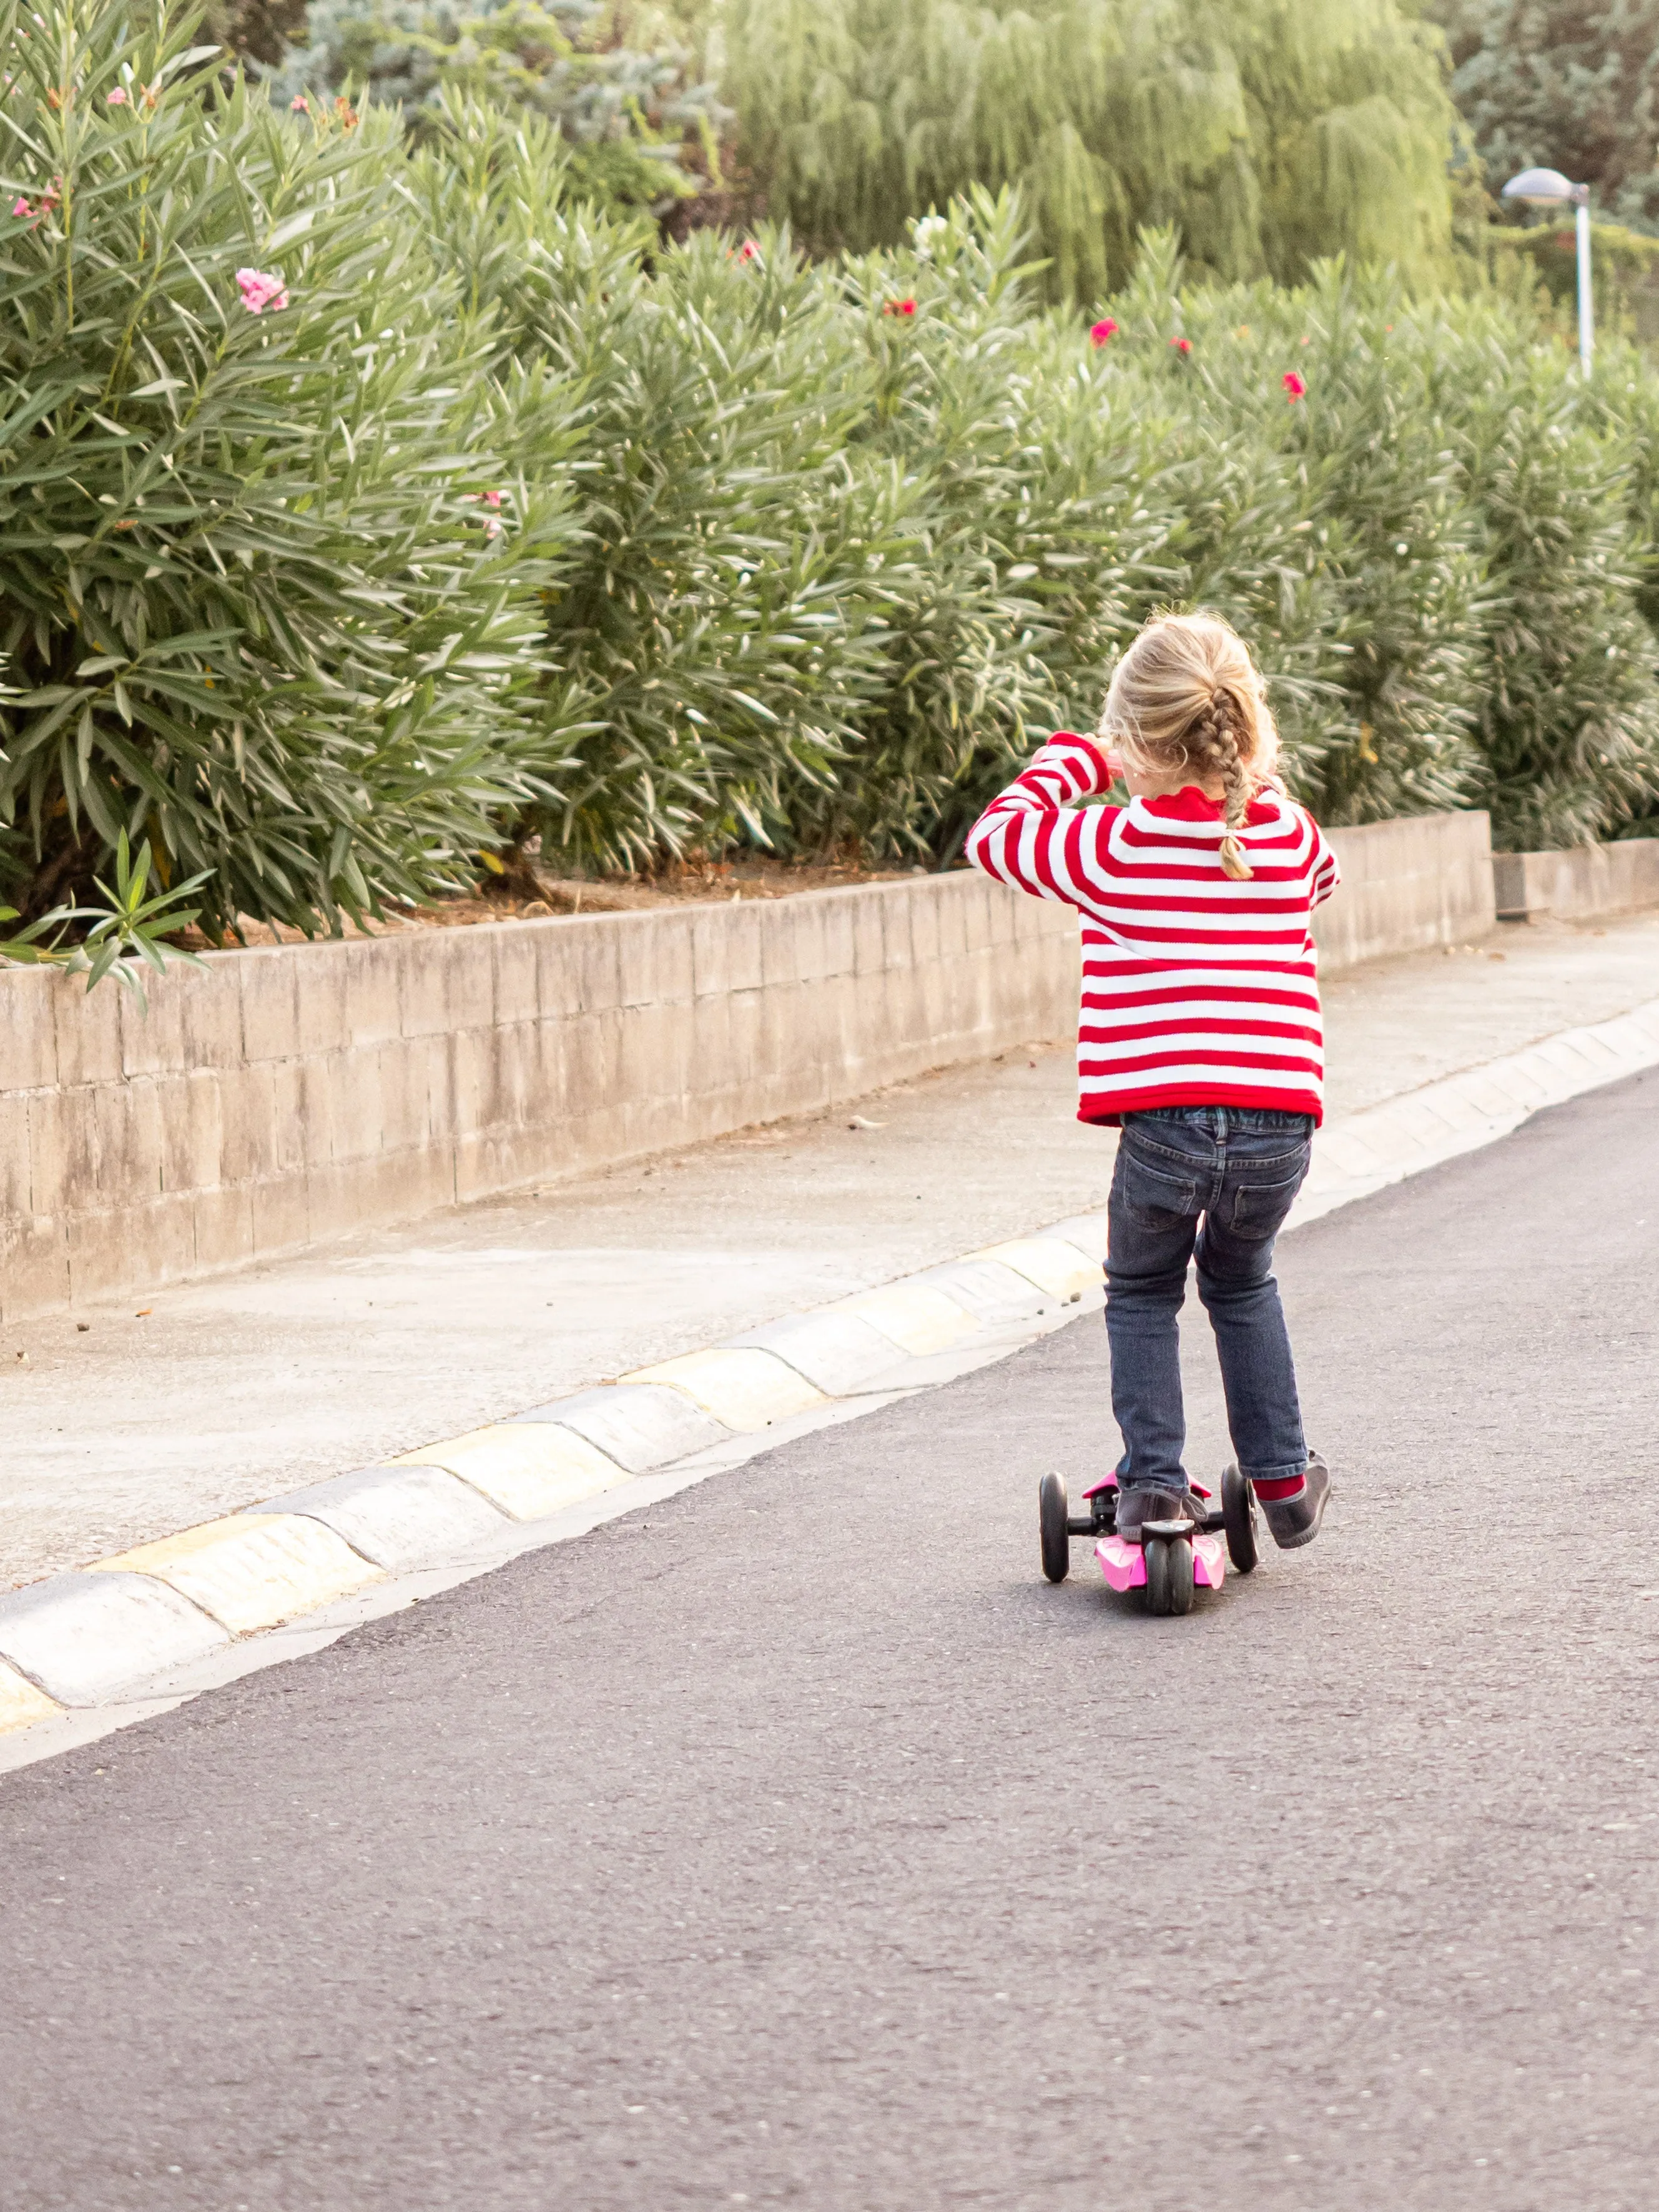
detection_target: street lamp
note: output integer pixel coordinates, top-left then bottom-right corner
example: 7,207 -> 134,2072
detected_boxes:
1502,167 -> 1593,376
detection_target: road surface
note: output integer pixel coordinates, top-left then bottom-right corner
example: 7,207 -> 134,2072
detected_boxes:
2,1071 -> 1657,2209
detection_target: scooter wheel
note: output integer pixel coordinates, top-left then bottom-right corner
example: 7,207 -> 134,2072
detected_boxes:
1144,1536 -> 1171,1615
1221,1462 -> 1259,1575
1039,1470 -> 1070,1584
1167,1534 -> 1194,1615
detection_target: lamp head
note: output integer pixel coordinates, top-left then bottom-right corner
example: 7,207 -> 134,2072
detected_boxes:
1502,167 -> 1587,207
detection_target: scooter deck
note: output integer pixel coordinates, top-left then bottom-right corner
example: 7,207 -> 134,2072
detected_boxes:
1096,1532 -> 1228,1593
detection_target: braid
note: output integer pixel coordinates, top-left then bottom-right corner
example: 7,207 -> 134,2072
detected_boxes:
1188,692 -> 1255,880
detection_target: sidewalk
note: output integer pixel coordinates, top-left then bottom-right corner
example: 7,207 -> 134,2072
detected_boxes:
4,908 -> 1658,1591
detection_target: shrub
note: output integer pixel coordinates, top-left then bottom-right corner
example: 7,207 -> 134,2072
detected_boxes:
1458,340 -> 1659,847
0,0 -> 576,938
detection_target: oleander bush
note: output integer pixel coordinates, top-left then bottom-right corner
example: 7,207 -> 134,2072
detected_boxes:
0,0 -> 576,940
4,0 -> 1659,973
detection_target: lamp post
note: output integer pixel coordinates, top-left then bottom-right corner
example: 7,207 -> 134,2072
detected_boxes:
1502,167 -> 1593,376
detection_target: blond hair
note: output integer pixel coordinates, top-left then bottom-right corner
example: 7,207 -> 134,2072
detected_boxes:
1098,612 -> 1280,880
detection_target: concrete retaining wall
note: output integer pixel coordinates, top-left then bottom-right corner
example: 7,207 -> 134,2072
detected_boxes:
0,873 -> 1080,1323
0,809 -> 1495,1322
1314,809 -> 1495,965
1493,838 -> 1659,923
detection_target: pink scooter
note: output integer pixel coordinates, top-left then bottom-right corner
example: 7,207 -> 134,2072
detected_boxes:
1038,1467 -> 1259,1615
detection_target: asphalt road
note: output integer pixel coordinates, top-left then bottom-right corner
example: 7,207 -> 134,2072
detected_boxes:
2,1074 -> 1657,2212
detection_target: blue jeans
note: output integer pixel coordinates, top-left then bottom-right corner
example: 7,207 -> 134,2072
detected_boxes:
1105,1106 -> 1313,1492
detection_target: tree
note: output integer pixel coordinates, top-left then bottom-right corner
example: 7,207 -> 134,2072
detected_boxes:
272,0 -> 724,210
1425,2 -> 1659,230
724,0 -> 1462,298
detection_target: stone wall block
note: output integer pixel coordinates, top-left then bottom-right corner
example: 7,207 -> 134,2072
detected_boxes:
368,1039 -> 423,1156
292,1054 -> 338,1172
239,950 -> 302,1066
793,900 -> 834,986
726,903 -> 765,995
908,885 -> 943,971
878,884 -> 913,973
250,1167 -> 312,1259
92,1070 -> 164,1212
28,1087 -> 93,1221
688,908 -> 731,1002
162,1070 -> 226,1195
553,1010 -> 609,1128
53,970 -> 123,1088
422,1032 -> 460,1150
820,893 -> 857,983
936,877 -> 972,961
294,944 -> 350,1058
614,913 -> 661,1010
395,935 -> 450,1041
0,1213 -> 69,1321
270,1061 -> 312,1179
725,988 -> 763,1099
758,904 -> 802,991
192,1184 -> 255,1275
116,969 -> 185,1081
340,938 -> 402,1050
571,915 -> 628,1026
687,987 -> 732,1104
493,927 -> 541,1030
439,929 -> 498,1038
0,1093 -> 32,1217
453,1024 -> 506,1142
218,1063 -> 278,1185
0,971 -> 59,1093
68,1192 -> 192,1305
851,893 -> 886,980
177,956 -> 247,1074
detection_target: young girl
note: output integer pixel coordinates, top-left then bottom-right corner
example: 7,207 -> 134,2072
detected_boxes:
964,611 -> 1337,1549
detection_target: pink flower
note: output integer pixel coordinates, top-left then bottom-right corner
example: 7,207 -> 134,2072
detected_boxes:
290,94 -> 309,112
480,490 -> 503,509
106,86 -> 127,105
1282,370 -> 1306,401
883,297 -> 917,318
1171,335 -> 1191,353
1089,318 -> 1118,348
736,238 -> 760,264
10,195 -> 30,218
235,267 -> 289,315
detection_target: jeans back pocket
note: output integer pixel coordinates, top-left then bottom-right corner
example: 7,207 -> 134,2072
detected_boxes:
1119,1145 -> 1201,1231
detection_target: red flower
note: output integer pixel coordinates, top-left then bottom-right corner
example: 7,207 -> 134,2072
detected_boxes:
1089,318 -> 1118,348
736,238 -> 761,264
1282,370 -> 1307,401
884,297 -> 917,317
1171,335 -> 1191,354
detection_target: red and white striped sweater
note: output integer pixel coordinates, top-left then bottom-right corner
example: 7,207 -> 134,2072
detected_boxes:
964,733 -> 1341,1126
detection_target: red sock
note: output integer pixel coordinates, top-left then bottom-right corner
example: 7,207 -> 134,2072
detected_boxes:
1253,1473 -> 1306,1502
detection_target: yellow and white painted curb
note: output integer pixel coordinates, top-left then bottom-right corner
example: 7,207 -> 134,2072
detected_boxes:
0,1222 -> 1106,1743
2,990 -> 1657,1757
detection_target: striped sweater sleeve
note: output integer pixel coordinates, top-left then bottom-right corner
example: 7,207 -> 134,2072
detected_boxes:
962,732 -> 1118,908
1309,817 -> 1340,908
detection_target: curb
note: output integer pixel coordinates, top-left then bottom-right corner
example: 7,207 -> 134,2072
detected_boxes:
2,994 -> 1655,1758
0,1228 -> 1104,1741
